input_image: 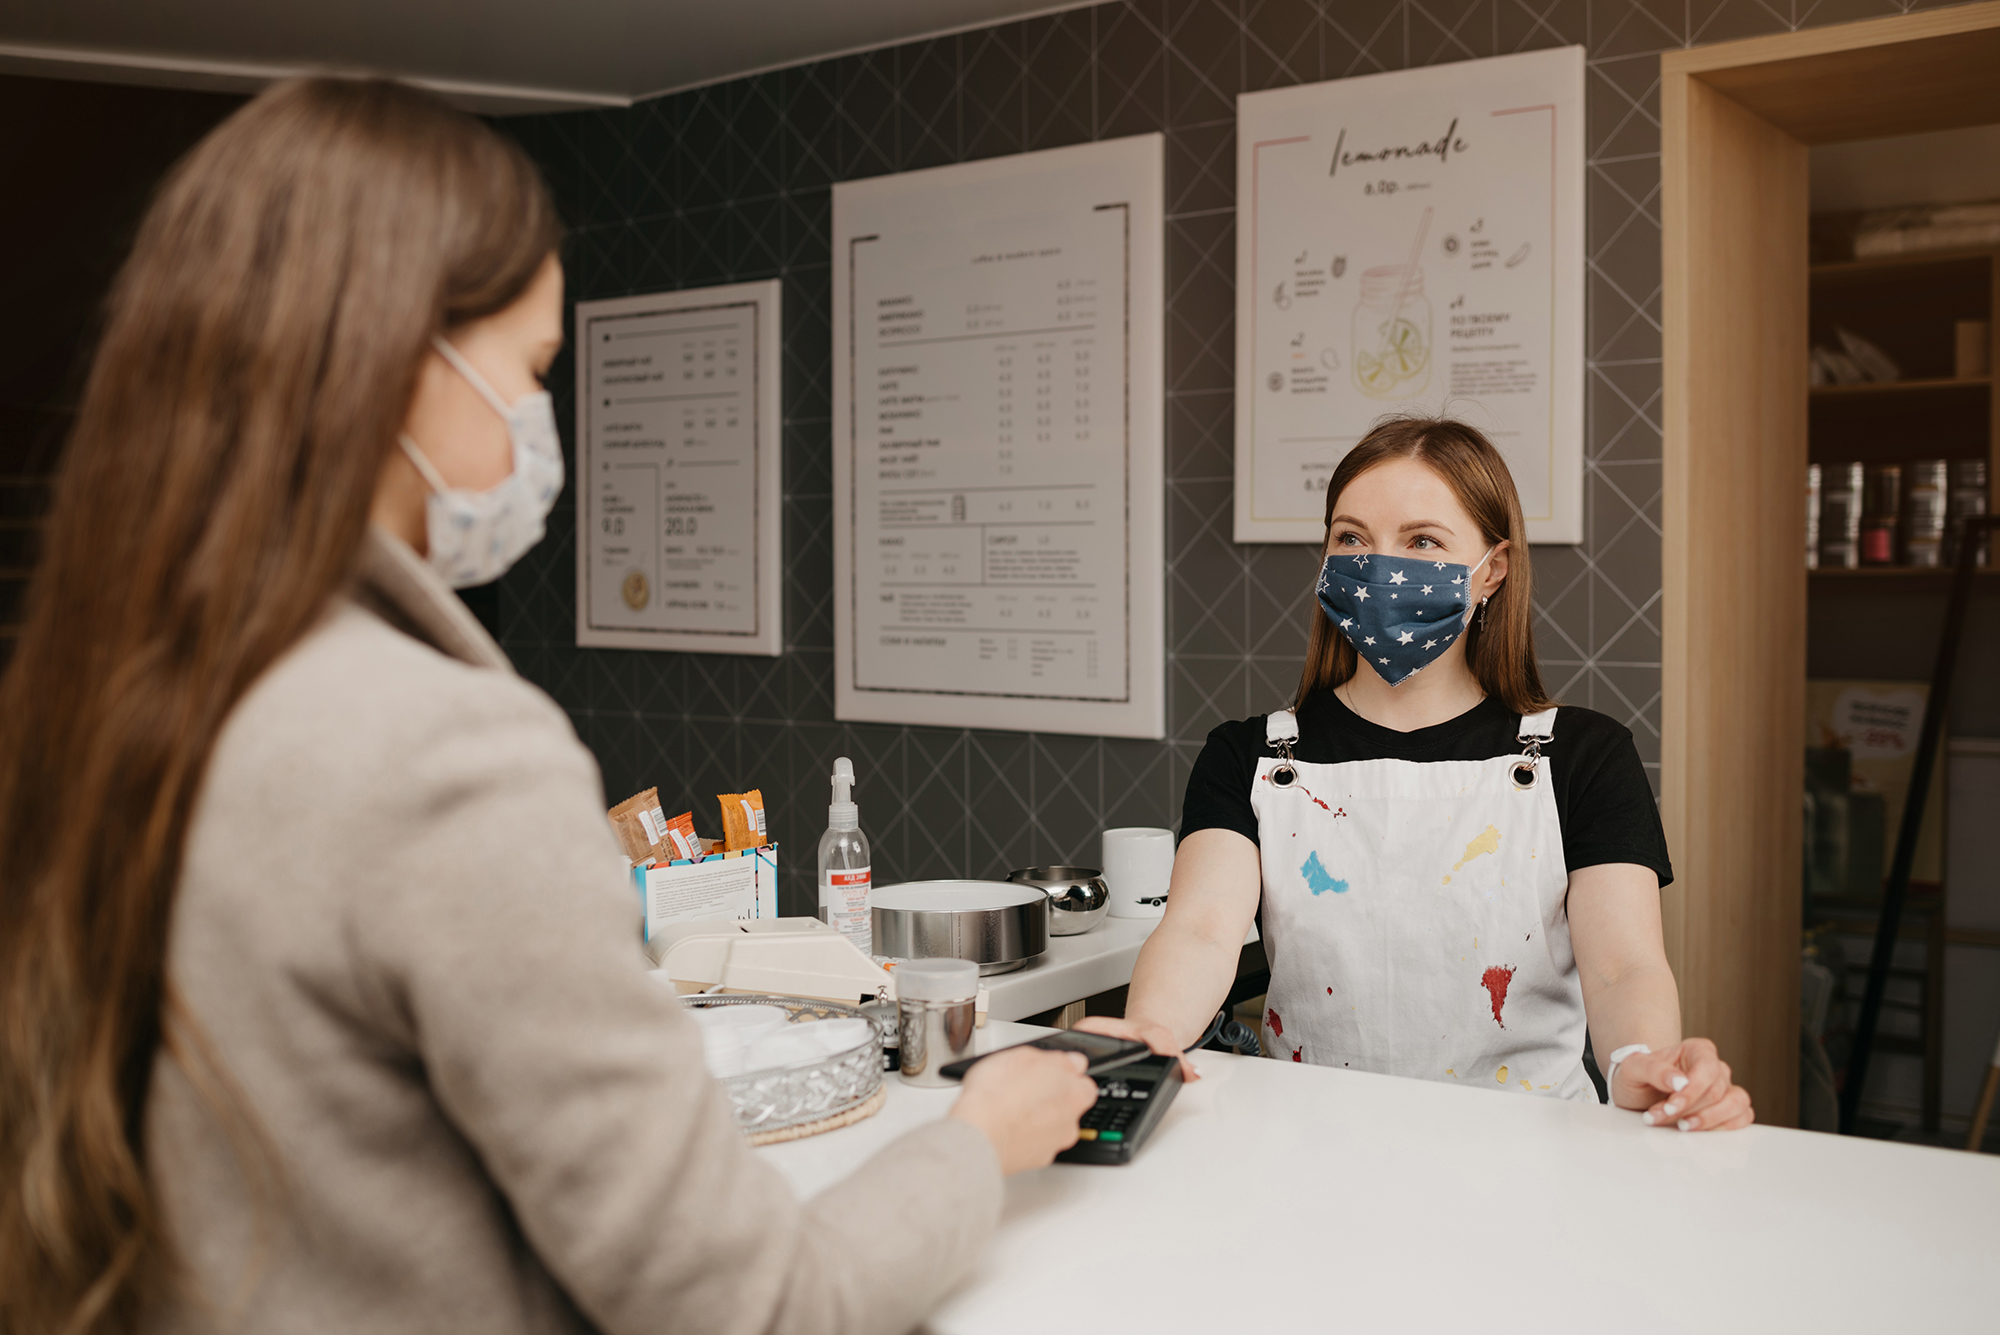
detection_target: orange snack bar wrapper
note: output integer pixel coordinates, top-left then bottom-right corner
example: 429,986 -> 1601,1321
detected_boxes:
659,810 -> 701,862
718,789 -> 768,852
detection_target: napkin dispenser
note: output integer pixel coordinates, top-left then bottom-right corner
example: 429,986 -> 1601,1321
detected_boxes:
651,918 -> 988,1019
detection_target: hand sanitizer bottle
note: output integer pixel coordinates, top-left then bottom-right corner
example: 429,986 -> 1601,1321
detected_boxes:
817,757 -> 872,955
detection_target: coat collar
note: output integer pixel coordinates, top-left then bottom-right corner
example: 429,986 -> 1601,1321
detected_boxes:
354,526 -> 513,674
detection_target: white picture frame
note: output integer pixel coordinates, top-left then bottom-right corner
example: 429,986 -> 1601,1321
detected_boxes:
1234,47 -> 1586,545
832,135 -> 1165,739
574,279 -> 783,655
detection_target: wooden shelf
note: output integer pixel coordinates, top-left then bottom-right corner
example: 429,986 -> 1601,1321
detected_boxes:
1810,376 -> 1988,397
1812,246 -> 2000,277
1810,566 -> 2000,590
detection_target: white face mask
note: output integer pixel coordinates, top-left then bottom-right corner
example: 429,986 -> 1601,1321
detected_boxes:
398,336 -> 564,589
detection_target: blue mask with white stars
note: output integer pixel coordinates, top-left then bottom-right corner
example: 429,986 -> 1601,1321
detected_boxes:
1314,546 -> 1494,686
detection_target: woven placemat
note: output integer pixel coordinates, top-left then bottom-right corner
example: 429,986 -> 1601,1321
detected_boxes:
745,1084 -> 887,1146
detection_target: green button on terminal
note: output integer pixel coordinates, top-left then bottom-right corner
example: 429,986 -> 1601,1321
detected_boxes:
1098,1131 -> 1123,1142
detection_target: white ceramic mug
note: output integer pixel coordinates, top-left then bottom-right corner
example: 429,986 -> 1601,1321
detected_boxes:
1102,826 -> 1175,918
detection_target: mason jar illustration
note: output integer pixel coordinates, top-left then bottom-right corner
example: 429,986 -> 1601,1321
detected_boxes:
1350,263 -> 1431,400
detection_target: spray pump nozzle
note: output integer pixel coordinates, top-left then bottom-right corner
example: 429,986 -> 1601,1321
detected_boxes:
828,757 -> 858,830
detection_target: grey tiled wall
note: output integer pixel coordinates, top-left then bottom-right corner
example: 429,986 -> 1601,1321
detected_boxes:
496,0 -> 1968,915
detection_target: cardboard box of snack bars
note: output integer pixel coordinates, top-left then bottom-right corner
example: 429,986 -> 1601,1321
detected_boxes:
635,840 -> 780,954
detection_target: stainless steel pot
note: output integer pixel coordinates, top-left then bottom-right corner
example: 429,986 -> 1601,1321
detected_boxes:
1006,865 -> 1111,935
871,880 -> 1049,975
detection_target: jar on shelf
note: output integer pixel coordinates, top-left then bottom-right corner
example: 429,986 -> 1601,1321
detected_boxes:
1902,459 -> 1948,567
1818,462 -> 1863,569
1859,464 -> 1901,566
1350,264 -> 1431,401
1945,459 -> 1990,566
1805,463 -> 1821,570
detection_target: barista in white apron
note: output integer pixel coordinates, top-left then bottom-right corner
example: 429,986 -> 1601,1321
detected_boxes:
1252,704 -> 1594,1098
1080,417 -> 1754,1132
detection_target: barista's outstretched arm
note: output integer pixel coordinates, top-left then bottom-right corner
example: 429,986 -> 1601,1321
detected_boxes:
1075,828 -> 1261,1069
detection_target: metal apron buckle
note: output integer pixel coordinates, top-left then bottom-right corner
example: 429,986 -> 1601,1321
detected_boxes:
1511,734 -> 1542,789
1267,709 -> 1300,787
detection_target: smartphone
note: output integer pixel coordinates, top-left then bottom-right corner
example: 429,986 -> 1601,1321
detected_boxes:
937,1030 -> 1153,1081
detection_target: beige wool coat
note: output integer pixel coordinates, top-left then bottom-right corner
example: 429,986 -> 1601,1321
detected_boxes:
144,528 -> 1001,1335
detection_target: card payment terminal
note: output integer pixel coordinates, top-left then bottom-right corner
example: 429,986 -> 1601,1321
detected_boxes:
1056,1052 -> 1183,1165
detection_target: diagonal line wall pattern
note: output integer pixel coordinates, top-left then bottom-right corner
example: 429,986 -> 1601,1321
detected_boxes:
495,0 -> 1973,915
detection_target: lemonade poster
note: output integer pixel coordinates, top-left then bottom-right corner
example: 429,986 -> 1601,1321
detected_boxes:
1233,47 -> 1585,544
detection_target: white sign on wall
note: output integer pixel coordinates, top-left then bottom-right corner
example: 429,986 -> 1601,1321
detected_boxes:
574,280 -> 782,655
1234,47 -> 1585,545
832,135 -> 1165,739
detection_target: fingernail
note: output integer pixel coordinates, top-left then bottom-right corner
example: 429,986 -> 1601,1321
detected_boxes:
1677,1118 -> 1693,1132
1670,1075 -> 1689,1092
1641,1112 -> 1655,1125
1663,1102 -> 1680,1117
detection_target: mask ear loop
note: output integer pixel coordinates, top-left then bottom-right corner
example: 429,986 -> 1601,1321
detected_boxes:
430,335 -> 518,418
1467,544 -> 1498,633
397,434 -> 451,494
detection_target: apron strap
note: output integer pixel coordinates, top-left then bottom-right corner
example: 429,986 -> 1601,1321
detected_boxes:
1517,708 -> 1558,744
1265,710 -> 1300,787
1510,708 -> 1557,790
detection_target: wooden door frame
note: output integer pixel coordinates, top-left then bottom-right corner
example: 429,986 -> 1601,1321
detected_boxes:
1660,0 -> 2000,1128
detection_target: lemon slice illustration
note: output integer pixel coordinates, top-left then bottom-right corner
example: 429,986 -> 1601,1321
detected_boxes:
1354,349 -> 1392,393
1379,317 -> 1429,378
621,568 -> 650,610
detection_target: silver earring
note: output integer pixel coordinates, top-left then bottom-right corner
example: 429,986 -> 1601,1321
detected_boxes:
1478,595 -> 1490,629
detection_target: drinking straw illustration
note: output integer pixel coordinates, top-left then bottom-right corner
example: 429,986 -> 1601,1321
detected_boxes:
1375,205 -> 1432,365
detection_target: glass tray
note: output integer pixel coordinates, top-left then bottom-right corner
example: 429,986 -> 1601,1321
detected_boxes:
680,995 -> 885,1135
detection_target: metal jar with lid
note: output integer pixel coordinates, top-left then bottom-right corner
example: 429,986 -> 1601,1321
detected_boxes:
1903,459 -> 1949,568
895,957 -> 978,1087
1946,460 -> 1990,566
1860,464 -> 1902,566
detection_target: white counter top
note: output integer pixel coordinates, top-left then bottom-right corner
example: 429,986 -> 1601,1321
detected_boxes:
761,1024 -> 1999,1332
979,916 -> 1259,1023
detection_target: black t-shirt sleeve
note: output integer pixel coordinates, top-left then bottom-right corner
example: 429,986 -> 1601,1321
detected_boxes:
1178,719 -> 1263,847
1552,711 -> 1674,888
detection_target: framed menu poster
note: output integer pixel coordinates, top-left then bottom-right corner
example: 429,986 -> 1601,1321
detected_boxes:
832,135 -> 1165,739
574,279 -> 782,655
1234,47 -> 1585,544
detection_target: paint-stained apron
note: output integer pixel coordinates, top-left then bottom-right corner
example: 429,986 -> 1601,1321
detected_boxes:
1250,708 -> 1596,1100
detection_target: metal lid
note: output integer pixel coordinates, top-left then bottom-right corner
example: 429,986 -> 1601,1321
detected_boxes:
896,957 -> 979,1001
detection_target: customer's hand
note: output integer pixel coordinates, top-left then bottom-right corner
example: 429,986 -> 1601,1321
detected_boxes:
1073,1014 -> 1200,1083
1616,1037 -> 1755,1131
948,1047 -> 1100,1175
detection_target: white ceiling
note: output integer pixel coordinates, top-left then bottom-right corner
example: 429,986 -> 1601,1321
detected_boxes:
0,0 -> 1093,113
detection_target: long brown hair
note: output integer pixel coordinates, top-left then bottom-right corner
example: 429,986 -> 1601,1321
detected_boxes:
0,77 -> 560,1334
1295,415 -> 1555,715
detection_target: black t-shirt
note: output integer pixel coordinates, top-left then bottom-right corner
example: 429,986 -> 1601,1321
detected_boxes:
1181,692 -> 1674,887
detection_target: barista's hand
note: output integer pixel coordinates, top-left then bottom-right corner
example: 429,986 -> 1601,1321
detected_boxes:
1073,1015 -> 1200,1083
949,1047 -> 1100,1175
1616,1037 -> 1755,1131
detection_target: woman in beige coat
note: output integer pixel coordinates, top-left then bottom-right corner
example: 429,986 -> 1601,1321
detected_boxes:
0,78 -> 1094,1335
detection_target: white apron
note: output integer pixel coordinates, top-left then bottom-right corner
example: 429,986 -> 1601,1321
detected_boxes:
1250,707 -> 1596,1101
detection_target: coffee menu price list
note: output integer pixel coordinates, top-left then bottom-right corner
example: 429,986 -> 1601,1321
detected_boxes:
575,281 -> 782,655
833,136 -> 1164,738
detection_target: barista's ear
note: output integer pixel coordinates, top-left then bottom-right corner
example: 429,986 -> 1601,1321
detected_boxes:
1481,541 -> 1511,600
